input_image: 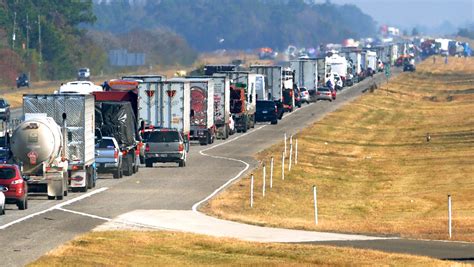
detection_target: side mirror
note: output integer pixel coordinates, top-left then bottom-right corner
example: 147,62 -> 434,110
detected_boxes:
0,186 -> 8,193
22,176 -> 30,181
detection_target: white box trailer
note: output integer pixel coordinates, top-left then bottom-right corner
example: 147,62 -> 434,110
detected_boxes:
255,74 -> 267,100
211,75 -> 231,139
121,75 -> 166,127
155,81 -> 191,137
250,65 -> 282,101
289,59 -> 318,91
366,51 -> 377,72
316,57 -> 327,86
22,94 -> 96,192
171,78 -> 215,145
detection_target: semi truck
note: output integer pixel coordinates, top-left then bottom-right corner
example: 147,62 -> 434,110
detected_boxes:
289,59 -> 318,92
171,78 -> 216,145
94,80 -> 141,176
224,71 -> 258,132
249,65 -> 294,112
11,94 -> 96,199
153,81 -> 191,146
325,53 -> 350,87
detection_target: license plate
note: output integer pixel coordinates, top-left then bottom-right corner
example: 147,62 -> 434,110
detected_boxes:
159,154 -> 168,157
262,111 -> 268,114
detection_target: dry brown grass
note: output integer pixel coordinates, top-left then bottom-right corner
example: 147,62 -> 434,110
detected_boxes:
203,57 -> 474,241
29,231 -> 452,266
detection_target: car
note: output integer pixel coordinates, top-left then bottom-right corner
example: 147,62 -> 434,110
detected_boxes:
145,128 -> 187,167
316,87 -> 333,102
95,137 -> 123,179
139,126 -> 156,164
0,186 -> 6,215
333,73 -> 343,90
0,164 -> 28,210
299,87 -> 310,104
256,100 -> 279,125
77,68 -> 91,81
0,98 -> 11,121
403,64 -> 416,72
16,73 -> 29,89
330,87 -> 337,100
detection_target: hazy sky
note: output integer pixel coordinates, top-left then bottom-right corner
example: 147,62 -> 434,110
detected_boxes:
327,0 -> 473,29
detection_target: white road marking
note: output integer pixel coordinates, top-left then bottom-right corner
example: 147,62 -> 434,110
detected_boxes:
193,103 -> 313,212
0,187 -> 109,230
57,207 -> 111,221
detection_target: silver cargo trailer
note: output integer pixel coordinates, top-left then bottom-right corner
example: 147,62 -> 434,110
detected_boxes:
289,59 -> 318,91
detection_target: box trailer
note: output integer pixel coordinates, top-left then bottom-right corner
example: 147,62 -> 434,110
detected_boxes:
249,66 -> 294,112
289,59 -> 318,91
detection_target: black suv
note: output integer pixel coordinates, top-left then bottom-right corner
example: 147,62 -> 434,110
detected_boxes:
16,73 -> 29,88
256,100 -> 279,125
0,99 -> 10,121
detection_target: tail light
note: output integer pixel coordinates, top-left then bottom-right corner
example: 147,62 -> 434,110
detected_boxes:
145,144 -> 150,152
178,143 -> 184,152
275,105 -> 278,113
317,92 -> 321,95
122,150 -> 128,156
71,165 -> 80,171
114,149 -> 119,159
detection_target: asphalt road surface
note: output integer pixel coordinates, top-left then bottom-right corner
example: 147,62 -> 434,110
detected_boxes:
1,71 -> 473,266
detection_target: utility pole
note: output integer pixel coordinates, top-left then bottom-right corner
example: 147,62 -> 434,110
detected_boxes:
26,13 -> 29,54
12,11 -> 17,49
38,14 -> 42,80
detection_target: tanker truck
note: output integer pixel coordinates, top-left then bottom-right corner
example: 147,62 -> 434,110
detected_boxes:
10,94 -> 97,198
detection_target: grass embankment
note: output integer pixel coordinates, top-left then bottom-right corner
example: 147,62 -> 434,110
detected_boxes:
203,57 -> 474,241
30,231 -> 451,266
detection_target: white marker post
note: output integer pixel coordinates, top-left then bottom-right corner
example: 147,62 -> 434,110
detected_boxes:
289,143 -> 293,172
282,152 -> 285,180
313,185 -> 318,225
250,174 -> 254,208
448,194 -> 452,239
262,164 -> 266,197
295,139 -> 298,165
284,133 -> 287,156
270,157 -> 274,189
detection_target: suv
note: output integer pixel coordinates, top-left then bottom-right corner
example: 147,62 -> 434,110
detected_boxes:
145,128 -> 187,167
0,164 -> 28,210
77,68 -> 91,81
0,99 -> 10,121
16,73 -> 29,88
95,137 -> 123,179
256,100 -> 279,125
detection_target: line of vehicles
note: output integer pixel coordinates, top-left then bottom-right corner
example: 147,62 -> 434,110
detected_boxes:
0,40 -> 413,214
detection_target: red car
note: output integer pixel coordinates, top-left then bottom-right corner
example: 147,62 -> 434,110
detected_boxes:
0,164 -> 28,210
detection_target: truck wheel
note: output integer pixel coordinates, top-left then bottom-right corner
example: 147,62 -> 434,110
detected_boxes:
179,159 -> 186,167
56,196 -> 63,200
145,159 -> 153,168
113,168 -> 121,178
47,195 -> 55,200
271,119 -> 278,125
17,197 -> 27,210
64,190 -> 68,197
123,155 -> 133,176
87,168 -> 94,189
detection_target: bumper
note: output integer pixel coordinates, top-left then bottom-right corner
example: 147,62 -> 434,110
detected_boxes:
317,96 -> 332,101
256,113 -> 277,122
146,152 -> 183,162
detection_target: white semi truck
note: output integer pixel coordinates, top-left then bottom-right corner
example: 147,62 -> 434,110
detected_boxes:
11,94 -> 96,199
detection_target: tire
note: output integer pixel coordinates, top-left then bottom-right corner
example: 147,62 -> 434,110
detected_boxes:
271,119 -> 278,125
17,197 -> 27,210
64,190 -> 68,197
179,159 -> 185,167
47,195 -> 55,200
56,196 -> 63,200
87,169 -> 93,189
123,155 -> 133,176
113,168 -> 120,178
145,159 -> 153,168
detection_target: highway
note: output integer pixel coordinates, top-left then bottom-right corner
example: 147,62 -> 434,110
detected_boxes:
1,71 -> 473,266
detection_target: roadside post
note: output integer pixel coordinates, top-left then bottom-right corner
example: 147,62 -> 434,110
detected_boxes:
262,163 -> 266,197
313,185 -> 318,225
270,157 -> 274,188
289,142 -> 293,172
295,139 -> 298,165
448,194 -> 452,238
284,133 -> 287,156
282,151 -> 285,180
250,174 -> 254,208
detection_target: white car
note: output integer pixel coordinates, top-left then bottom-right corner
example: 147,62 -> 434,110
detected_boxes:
228,115 -> 235,135
56,81 -> 103,95
0,186 -> 7,215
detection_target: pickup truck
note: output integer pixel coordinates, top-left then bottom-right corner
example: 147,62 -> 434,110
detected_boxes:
145,128 -> 187,168
95,137 -> 123,179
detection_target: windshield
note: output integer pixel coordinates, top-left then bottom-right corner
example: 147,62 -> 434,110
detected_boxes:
0,100 -> 7,108
148,131 -> 180,143
141,131 -> 154,141
318,87 -> 330,92
97,139 -> 115,149
0,167 -> 16,179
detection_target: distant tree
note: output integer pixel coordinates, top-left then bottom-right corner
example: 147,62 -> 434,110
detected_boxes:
411,27 -> 419,36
